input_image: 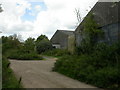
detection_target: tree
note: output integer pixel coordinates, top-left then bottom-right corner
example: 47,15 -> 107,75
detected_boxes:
74,6 -> 92,26
35,35 -> 53,54
75,8 -> 82,23
2,35 -> 21,54
24,37 -> 35,53
35,35 -> 52,54
36,39 -> 53,54
36,34 -> 48,43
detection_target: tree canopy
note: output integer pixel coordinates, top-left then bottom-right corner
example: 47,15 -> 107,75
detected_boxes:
24,37 -> 35,53
36,34 -> 49,43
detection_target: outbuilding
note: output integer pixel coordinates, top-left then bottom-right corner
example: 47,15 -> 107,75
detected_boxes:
50,30 -> 75,52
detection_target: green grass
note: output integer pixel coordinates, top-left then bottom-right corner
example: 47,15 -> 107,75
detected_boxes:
2,56 -> 22,88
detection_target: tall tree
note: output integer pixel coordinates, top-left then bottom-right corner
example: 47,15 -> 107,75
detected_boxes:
36,34 -> 49,43
24,37 -> 35,53
36,35 -> 52,54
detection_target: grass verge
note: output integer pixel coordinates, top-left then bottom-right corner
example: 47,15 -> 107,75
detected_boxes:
2,56 -> 22,88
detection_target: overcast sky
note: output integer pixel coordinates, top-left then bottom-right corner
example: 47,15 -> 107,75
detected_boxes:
0,0 -> 98,40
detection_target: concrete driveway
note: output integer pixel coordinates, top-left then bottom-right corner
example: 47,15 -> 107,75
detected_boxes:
9,57 -> 98,88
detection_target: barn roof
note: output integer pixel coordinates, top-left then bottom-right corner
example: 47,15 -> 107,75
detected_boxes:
50,30 -> 74,41
57,30 -> 74,36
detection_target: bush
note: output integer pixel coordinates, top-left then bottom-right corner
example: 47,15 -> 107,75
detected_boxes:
93,43 -> 120,67
36,39 -> 53,54
43,49 -> 70,57
7,50 -> 43,60
53,42 -> 120,89
90,67 -> 119,88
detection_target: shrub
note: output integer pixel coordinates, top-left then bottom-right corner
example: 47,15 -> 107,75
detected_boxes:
7,50 -> 43,60
43,49 -> 70,57
36,39 -> 53,54
2,56 -> 22,88
53,42 -> 120,89
93,43 -> 120,67
90,67 -> 119,88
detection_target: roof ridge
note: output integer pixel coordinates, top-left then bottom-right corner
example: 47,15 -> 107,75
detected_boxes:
57,30 -> 74,32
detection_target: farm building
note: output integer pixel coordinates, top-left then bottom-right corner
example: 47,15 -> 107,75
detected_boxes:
50,30 -> 75,52
75,1 -> 120,46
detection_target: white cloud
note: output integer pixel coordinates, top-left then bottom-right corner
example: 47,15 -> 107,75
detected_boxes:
0,0 -> 98,40
34,0 -> 98,39
0,0 -> 33,40
35,5 -> 41,11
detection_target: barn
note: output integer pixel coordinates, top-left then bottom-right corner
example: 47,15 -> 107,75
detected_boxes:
50,30 -> 75,51
75,1 -> 120,46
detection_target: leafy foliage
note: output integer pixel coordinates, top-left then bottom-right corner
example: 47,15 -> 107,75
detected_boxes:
2,56 -> 22,88
43,49 -> 70,57
2,35 -> 21,55
7,50 -> 43,60
76,13 -> 104,55
36,34 -> 48,43
36,39 -> 53,54
54,42 -> 120,89
24,37 -> 36,53
2,34 -> 43,60
2,34 -> 45,88
83,13 -> 104,45
36,35 -> 53,54
53,13 -> 119,89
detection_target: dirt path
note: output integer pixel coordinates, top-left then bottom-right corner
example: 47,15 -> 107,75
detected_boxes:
9,57 -> 98,88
